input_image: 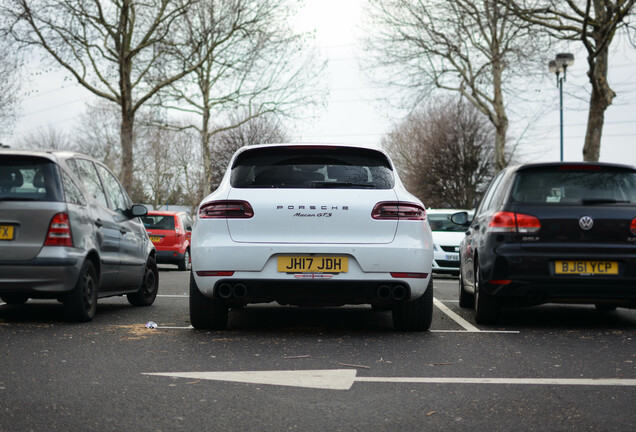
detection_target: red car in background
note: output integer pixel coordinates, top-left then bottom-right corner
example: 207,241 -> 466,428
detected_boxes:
143,211 -> 194,271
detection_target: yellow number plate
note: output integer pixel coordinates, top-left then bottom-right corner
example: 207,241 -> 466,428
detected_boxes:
555,261 -> 618,275
0,225 -> 14,241
149,236 -> 161,243
278,256 -> 348,273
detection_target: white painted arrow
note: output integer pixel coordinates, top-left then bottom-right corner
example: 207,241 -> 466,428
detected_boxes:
143,370 -> 636,391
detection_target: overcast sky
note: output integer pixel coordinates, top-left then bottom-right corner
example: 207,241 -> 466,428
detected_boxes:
8,0 -> 636,165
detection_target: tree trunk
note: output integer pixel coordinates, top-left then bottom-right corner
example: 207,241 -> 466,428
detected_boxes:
201,108 -> 213,196
492,53 -> 508,172
583,0 -> 616,162
582,50 -> 614,161
120,107 -> 134,193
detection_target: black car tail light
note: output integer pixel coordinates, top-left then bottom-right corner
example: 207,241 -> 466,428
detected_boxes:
488,211 -> 540,234
44,212 -> 73,247
199,201 -> 254,219
631,218 -> 636,235
372,202 -> 425,220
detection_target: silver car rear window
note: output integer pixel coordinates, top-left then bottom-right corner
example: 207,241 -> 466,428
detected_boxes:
0,156 -> 64,202
511,166 -> 636,205
230,146 -> 395,189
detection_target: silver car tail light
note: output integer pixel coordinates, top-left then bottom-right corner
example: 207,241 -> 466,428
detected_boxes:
371,202 -> 425,220
199,200 -> 254,219
44,212 -> 73,247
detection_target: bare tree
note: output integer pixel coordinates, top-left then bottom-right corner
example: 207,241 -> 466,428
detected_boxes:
505,0 -> 635,161
73,101 -> 123,176
0,33 -> 21,137
15,125 -> 71,150
383,98 -> 495,209
2,0 -> 210,192
208,113 -> 290,191
157,0 -> 325,197
365,0 -> 544,171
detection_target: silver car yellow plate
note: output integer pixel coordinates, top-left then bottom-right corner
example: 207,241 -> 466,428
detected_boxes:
0,225 -> 15,241
278,256 -> 348,273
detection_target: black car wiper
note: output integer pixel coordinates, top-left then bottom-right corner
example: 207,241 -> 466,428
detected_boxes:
581,198 -> 630,205
310,181 -> 375,189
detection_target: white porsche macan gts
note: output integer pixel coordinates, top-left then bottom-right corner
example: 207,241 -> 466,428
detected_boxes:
189,144 -> 434,330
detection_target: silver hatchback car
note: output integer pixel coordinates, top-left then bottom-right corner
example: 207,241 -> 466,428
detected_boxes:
0,149 -> 158,321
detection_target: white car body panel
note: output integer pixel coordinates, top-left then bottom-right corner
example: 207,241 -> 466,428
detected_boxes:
191,144 -> 433,306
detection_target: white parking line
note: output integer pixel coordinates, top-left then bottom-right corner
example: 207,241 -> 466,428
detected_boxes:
433,298 -> 520,334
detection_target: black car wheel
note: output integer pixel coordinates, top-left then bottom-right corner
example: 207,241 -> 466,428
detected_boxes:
392,279 -> 434,331
178,249 -> 191,271
474,265 -> 500,325
64,260 -> 98,322
189,272 -> 228,330
458,270 -> 474,308
127,257 -> 159,307
1,294 -> 29,305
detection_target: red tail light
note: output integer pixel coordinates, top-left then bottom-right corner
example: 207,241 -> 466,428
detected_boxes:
44,212 -> 73,247
516,213 -> 541,233
631,218 -> 636,235
199,201 -> 254,219
372,202 -> 425,220
488,211 -> 540,234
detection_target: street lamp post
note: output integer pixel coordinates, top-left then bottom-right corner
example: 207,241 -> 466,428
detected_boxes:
549,53 -> 574,161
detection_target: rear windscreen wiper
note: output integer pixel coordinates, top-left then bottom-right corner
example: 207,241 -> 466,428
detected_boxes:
581,198 -> 630,205
310,181 -> 375,189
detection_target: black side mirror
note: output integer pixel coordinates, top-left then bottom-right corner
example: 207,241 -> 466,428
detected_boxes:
126,204 -> 148,219
450,211 -> 470,226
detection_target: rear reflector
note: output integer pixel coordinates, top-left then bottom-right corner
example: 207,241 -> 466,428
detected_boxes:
631,218 -> 636,235
489,280 -> 512,285
372,202 -> 425,220
196,271 -> 235,277
390,272 -> 428,279
44,212 -> 73,247
199,201 -> 254,219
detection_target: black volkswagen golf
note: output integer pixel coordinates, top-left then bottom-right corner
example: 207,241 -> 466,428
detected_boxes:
455,162 -> 636,324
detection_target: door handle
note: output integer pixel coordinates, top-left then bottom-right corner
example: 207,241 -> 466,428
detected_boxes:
119,228 -> 127,235
95,219 -> 104,228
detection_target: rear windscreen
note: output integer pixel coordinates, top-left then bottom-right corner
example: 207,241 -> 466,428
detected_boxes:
0,156 -> 64,202
230,146 -> 395,189
142,215 -> 176,230
511,166 -> 636,204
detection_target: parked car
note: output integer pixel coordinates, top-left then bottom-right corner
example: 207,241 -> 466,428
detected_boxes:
454,161 -> 636,324
143,211 -> 193,271
0,149 -> 158,322
189,144 -> 434,331
427,208 -> 473,276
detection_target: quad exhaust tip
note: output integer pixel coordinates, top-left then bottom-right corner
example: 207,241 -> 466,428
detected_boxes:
217,282 -> 249,299
376,284 -> 408,301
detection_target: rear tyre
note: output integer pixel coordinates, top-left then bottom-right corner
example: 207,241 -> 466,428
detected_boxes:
458,270 -> 474,308
392,280 -> 433,331
64,260 -> 98,322
189,272 -> 228,330
178,250 -> 191,271
474,266 -> 500,325
1,294 -> 29,305
127,257 -> 159,307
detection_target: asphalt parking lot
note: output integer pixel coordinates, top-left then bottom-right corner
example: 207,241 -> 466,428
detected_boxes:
1,267 -> 635,431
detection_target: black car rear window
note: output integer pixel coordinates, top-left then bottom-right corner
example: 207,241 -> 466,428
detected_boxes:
230,146 -> 395,189
142,215 -> 176,230
511,165 -> 636,205
0,156 -> 64,202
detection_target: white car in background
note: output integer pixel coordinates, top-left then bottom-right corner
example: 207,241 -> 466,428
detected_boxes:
190,144 -> 434,331
427,209 -> 473,276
